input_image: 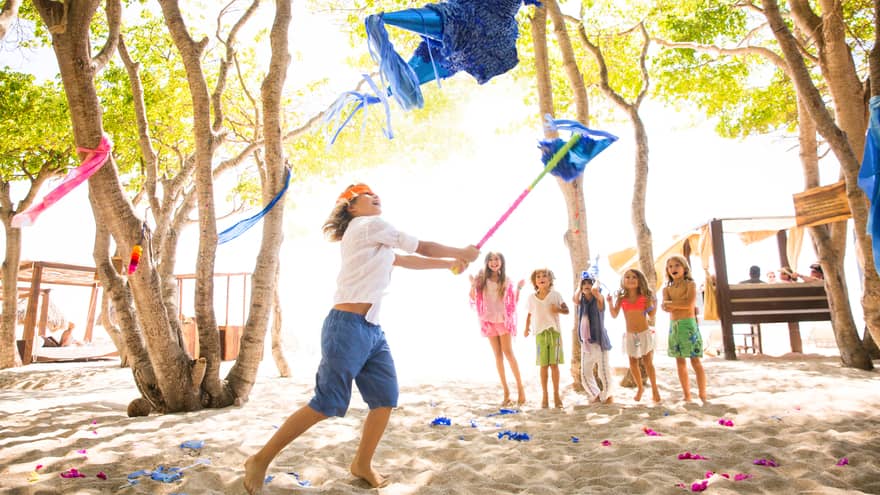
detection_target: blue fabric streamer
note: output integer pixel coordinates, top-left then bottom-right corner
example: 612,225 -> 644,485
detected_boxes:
540,116 -> 619,181
365,14 -> 424,111
217,167 -> 291,245
858,95 -> 880,273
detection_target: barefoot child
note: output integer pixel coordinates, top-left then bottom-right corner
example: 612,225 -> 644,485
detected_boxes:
243,183 -> 478,494
470,252 -> 527,406
661,255 -> 707,403
574,271 -> 613,404
524,268 -> 569,408
607,268 -> 661,403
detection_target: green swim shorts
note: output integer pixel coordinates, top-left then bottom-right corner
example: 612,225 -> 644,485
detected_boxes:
535,328 -> 564,366
667,317 -> 703,358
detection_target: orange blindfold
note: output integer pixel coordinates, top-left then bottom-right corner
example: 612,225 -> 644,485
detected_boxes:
338,183 -> 374,203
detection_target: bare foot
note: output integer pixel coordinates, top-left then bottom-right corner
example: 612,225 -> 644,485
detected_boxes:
683,393 -> 693,403
541,399 -> 549,409
554,398 -> 564,409
634,388 -> 644,402
243,455 -> 267,495
517,387 -> 526,406
501,398 -> 514,407
602,396 -> 614,405
350,460 -> 389,488
652,391 -> 662,403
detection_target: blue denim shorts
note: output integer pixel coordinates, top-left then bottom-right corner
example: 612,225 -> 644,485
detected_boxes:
309,309 -> 399,417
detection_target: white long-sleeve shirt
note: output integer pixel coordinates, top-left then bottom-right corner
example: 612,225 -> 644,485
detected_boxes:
333,216 -> 418,324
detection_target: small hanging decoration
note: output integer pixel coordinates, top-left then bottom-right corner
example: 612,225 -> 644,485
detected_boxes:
128,220 -> 147,275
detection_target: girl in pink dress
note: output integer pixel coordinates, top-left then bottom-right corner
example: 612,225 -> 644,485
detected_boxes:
470,252 -> 526,406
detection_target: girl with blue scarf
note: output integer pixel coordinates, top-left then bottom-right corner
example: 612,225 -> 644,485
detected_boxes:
575,272 -> 614,404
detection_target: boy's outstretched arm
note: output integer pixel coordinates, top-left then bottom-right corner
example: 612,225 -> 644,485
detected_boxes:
416,241 -> 479,263
394,254 -> 468,273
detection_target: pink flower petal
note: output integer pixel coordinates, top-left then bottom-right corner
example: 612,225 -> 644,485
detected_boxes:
96,472 -> 107,480
734,473 -> 753,481
678,452 -> 708,460
60,468 -> 86,478
691,480 -> 709,492
76,449 -> 87,455
601,440 -> 612,446
836,457 -> 849,466
35,464 -> 43,471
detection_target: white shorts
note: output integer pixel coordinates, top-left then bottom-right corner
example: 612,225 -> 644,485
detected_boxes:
624,329 -> 655,358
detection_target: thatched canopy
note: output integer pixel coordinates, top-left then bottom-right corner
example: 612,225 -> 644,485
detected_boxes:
16,298 -> 67,329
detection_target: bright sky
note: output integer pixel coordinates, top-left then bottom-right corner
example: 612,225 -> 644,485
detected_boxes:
1,3 -> 860,378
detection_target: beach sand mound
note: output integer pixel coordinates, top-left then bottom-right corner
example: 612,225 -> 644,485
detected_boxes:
1,355 -> 879,494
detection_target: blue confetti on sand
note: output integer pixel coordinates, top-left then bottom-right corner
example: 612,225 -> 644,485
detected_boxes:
431,417 -> 452,426
287,472 -> 311,487
180,440 -> 204,450
470,420 -> 479,428
498,430 -> 530,441
571,436 -> 579,443
264,475 -> 274,484
487,408 -> 519,417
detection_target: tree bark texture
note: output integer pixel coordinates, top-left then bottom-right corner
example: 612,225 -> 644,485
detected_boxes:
762,0 -> 874,369
226,0 -> 291,397
545,0 -> 592,392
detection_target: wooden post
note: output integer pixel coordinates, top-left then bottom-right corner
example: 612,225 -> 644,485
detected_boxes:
21,263 -> 44,365
776,230 -> 803,353
84,283 -> 99,343
787,322 -> 803,353
710,219 -> 737,360
38,289 -> 51,337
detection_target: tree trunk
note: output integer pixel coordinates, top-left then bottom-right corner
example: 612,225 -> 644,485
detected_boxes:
226,0 -> 292,397
271,269 -> 291,378
794,97 -> 865,364
545,0 -> 591,393
762,0 -> 873,369
33,0 -> 205,410
0,217 -> 23,369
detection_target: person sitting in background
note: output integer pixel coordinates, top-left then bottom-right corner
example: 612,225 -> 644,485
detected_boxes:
779,267 -> 799,282
766,270 -> 777,283
60,322 -> 82,346
740,265 -> 764,284
796,263 -> 824,283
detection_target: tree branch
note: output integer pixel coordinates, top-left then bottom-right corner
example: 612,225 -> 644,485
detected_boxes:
91,0 -> 121,72
0,0 -> 22,42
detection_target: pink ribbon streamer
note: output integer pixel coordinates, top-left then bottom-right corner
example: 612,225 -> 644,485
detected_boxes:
12,135 -> 113,228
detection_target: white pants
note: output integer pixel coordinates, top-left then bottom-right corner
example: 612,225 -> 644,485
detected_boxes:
580,341 -> 612,402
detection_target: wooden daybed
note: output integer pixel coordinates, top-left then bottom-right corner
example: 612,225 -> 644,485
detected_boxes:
10,261 -> 101,365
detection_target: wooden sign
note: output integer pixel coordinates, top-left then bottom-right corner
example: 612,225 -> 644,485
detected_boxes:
793,181 -> 851,227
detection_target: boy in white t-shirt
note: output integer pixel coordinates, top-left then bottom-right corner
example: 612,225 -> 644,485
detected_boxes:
524,268 -> 569,409
243,183 -> 478,494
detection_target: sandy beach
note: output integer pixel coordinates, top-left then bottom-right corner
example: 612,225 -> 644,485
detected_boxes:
1,342 -> 879,495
